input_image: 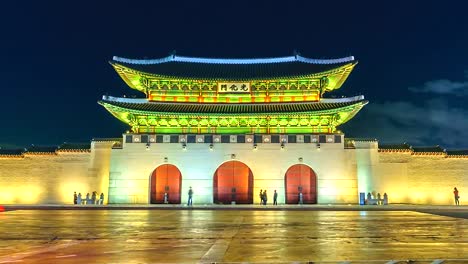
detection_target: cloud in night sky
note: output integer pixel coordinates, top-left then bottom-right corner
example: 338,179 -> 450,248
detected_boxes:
351,75 -> 468,148
409,71 -> 468,95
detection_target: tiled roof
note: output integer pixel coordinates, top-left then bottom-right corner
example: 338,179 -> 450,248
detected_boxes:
379,143 -> 411,150
411,146 -> 445,153
92,138 -> 122,142
346,138 -> 378,142
446,150 -> 468,156
57,143 -> 91,153
58,143 -> 91,150
111,55 -> 356,80
0,149 -> 25,156
26,145 -> 57,153
99,99 -> 367,114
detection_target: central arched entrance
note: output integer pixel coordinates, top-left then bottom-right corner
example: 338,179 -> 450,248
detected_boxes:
284,164 -> 317,204
150,164 -> 182,204
213,161 -> 253,204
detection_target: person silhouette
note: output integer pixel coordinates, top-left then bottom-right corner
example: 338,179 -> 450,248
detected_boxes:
454,187 -> 460,205
187,187 -> 193,206
273,190 -> 278,205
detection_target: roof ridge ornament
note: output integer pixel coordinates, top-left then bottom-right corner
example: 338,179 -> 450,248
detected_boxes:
112,54 -> 355,65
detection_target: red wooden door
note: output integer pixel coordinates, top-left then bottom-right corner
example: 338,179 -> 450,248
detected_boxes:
150,164 -> 181,204
285,164 -> 317,204
214,161 -> 253,204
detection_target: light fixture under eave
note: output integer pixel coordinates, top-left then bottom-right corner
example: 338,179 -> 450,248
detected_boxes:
182,143 -> 187,150
253,143 -> 257,150
317,143 -> 321,149
209,143 -> 213,150
280,143 -> 285,150
146,142 -> 150,150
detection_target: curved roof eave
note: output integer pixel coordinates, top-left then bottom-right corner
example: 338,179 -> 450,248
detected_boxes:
112,54 -> 355,65
98,97 -> 367,116
110,61 -> 357,83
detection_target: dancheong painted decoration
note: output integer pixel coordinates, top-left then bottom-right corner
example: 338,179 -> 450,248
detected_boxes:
99,54 -> 367,134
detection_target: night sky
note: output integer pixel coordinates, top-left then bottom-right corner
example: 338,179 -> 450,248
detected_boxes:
1,1 -> 468,149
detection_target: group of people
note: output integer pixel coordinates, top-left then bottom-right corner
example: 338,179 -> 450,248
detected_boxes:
259,189 -> 278,205
73,191 -> 105,205
366,192 -> 388,205
71,187 -> 461,206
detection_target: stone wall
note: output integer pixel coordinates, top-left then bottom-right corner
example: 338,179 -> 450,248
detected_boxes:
367,152 -> 468,205
0,142 -> 113,205
2,138 -> 466,205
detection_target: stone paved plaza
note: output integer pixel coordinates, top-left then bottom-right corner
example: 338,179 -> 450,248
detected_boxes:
0,209 -> 467,263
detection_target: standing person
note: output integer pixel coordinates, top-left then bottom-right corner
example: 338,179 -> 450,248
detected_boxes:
99,193 -> 104,205
298,192 -> 303,205
91,192 -> 97,204
77,193 -> 82,205
259,189 -> 263,205
273,190 -> 278,205
383,193 -> 388,205
73,192 -> 77,205
85,193 -> 90,204
454,187 -> 460,205
263,190 -> 268,205
187,187 -> 193,206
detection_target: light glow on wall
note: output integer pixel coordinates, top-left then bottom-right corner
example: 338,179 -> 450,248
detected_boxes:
0,185 -> 43,204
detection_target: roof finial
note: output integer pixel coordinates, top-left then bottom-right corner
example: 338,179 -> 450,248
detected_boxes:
170,50 -> 177,59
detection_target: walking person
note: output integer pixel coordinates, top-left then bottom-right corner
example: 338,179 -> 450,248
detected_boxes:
187,186 -> 193,206
273,190 -> 278,205
85,193 -> 90,204
73,192 -> 77,205
263,190 -> 267,205
454,187 -> 460,205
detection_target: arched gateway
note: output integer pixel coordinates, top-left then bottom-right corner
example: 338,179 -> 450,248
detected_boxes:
150,164 -> 182,204
213,161 -> 253,204
284,164 -> 317,204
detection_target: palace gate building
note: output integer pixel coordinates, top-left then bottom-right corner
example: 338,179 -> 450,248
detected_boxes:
0,54 -> 467,205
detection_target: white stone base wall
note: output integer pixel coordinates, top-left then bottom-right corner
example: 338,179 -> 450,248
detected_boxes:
108,138 -> 357,205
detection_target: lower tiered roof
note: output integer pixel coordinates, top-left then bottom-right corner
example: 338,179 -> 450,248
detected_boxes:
99,96 -> 367,134
100,96 -> 367,114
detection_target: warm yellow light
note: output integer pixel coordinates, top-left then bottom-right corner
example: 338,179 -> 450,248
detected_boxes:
0,186 -> 43,204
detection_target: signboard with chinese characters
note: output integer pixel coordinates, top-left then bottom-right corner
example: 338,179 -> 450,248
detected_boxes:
217,82 -> 250,93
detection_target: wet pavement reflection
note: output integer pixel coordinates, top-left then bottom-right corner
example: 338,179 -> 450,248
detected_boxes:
0,210 -> 467,263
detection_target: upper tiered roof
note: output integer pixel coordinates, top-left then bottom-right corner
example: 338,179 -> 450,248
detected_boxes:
103,52 -> 364,134
111,54 -> 356,80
